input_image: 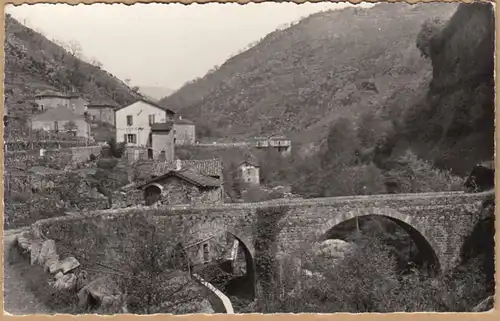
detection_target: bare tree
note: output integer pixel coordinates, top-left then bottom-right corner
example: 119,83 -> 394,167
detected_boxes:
66,40 -> 83,58
91,58 -> 103,68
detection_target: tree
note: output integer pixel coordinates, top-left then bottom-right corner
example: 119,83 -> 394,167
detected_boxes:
65,40 -> 83,58
90,58 -> 103,68
384,150 -> 464,193
321,118 -> 361,169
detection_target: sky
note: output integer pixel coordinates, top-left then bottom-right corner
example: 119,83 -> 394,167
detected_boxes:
6,2 -> 372,90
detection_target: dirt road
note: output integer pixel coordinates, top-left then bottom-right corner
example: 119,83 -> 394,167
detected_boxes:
3,230 -> 52,315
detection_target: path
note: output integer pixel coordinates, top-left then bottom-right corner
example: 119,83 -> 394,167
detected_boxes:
3,229 -> 52,315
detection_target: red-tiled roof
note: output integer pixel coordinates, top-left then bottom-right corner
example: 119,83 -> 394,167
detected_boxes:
137,168 -> 221,189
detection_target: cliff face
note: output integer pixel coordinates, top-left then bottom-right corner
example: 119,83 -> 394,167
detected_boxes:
402,3 -> 495,174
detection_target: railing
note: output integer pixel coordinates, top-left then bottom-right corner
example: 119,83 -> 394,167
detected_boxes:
192,274 -> 234,314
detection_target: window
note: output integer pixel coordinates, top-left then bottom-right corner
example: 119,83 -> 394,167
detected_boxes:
54,121 -> 59,132
148,114 -> 155,125
125,134 -> 137,144
92,115 -> 96,121
127,115 -> 133,126
203,243 -> 210,262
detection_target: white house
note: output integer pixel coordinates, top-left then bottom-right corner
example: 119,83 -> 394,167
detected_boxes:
115,98 -> 176,147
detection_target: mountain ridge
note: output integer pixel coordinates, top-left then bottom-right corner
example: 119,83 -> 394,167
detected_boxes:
159,3 -> 458,144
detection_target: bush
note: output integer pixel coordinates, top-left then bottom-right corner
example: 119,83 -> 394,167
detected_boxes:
384,150 -> 465,193
106,138 -> 126,158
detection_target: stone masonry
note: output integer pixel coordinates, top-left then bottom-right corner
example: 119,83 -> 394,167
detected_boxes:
32,190 -> 493,294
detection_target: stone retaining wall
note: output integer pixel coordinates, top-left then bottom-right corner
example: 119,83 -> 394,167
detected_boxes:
6,145 -> 102,168
12,228 -> 225,314
13,231 -> 128,314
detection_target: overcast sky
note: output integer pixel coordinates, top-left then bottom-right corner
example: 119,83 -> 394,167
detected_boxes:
6,2 -> 372,90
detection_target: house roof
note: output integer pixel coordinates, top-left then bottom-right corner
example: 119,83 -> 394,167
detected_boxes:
35,90 -> 79,99
151,121 -> 174,132
239,159 -> 260,168
137,168 -> 222,189
117,98 -> 176,115
180,158 -> 223,177
150,158 -> 223,178
88,101 -> 118,109
31,106 -> 87,122
174,118 -> 194,125
249,135 -> 289,141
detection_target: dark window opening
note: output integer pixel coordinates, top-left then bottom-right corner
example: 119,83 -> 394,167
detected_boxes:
203,243 -> 210,262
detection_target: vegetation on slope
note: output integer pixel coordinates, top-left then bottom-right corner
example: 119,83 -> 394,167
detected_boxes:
160,3 -> 457,143
4,15 -> 140,124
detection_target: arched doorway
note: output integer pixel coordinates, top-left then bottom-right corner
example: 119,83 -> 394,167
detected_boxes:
320,214 -> 441,275
144,184 -> 163,206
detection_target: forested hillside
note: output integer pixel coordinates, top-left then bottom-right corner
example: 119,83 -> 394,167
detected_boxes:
4,14 -> 140,120
159,3 -> 457,143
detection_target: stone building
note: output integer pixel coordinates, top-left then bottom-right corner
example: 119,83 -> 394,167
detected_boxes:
86,102 -> 117,126
136,168 -> 223,206
31,106 -> 90,139
34,90 -> 88,116
115,98 -> 176,147
173,116 -> 196,145
238,160 -> 260,185
149,122 -> 175,162
250,135 -> 292,156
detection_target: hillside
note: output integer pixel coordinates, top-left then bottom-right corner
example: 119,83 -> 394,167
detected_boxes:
4,15 -> 141,121
159,3 -> 458,143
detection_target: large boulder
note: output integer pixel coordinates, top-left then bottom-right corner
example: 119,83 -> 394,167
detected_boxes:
15,232 -> 32,251
38,239 -> 58,266
53,273 -> 78,291
30,240 -> 43,265
59,257 -> 81,274
77,275 -> 127,314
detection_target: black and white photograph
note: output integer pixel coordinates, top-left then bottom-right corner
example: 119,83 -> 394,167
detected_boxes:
3,1 -> 496,315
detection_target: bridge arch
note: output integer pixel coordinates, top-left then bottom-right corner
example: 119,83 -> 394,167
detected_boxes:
225,232 -> 257,301
317,207 -> 441,273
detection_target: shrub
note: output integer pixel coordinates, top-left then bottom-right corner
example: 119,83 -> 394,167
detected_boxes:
384,150 -> 465,193
106,138 -> 126,158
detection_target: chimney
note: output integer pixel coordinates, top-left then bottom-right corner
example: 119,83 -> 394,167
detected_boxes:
176,159 -> 182,170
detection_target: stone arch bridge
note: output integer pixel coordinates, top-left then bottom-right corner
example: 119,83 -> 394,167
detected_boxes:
34,190 -> 493,294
